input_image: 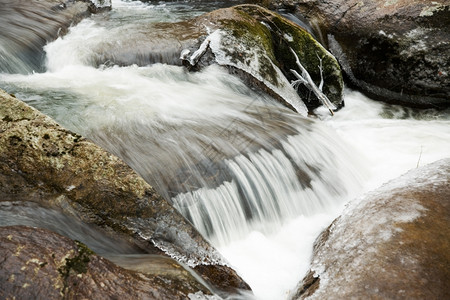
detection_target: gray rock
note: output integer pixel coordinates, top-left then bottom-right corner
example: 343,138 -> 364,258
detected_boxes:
284,0 -> 450,108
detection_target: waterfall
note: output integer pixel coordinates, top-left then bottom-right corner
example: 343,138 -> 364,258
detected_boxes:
172,124 -> 362,245
0,1 -> 367,246
0,0 -> 91,74
1,62 -> 366,246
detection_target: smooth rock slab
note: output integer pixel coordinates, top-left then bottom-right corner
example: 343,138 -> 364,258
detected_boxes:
0,226 -> 212,299
291,158 -> 450,299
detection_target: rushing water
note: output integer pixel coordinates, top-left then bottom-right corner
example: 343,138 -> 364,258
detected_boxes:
1,1 -> 449,299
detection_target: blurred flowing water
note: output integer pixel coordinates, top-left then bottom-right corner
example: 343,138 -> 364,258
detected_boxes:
1,1 -> 449,299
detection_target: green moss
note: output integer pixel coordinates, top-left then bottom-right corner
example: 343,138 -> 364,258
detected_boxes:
270,15 -> 343,105
234,5 -> 343,108
58,240 -> 94,279
218,9 -> 280,86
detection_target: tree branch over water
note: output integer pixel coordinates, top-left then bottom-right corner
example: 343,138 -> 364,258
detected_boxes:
290,48 -> 337,116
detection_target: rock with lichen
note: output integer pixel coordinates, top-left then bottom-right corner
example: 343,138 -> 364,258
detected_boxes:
291,158 -> 450,299
0,89 -> 250,295
279,0 -> 450,108
0,226 -> 214,299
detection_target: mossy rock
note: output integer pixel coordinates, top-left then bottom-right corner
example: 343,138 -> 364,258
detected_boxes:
190,5 -> 343,113
234,5 -> 343,109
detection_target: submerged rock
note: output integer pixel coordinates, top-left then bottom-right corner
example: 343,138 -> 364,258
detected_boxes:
291,158 -> 450,299
0,89 -> 250,295
0,226 -> 213,299
283,0 -> 450,108
0,0 -> 110,74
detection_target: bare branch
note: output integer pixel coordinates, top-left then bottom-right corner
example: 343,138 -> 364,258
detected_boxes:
316,52 -> 324,91
289,48 -> 336,115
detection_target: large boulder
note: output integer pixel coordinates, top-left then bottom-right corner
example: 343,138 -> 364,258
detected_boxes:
280,0 -> 450,108
0,0 -> 111,74
185,5 -> 344,114
291,158 -> 450,299
0,226 -> 213,299
0,89 -> 250,295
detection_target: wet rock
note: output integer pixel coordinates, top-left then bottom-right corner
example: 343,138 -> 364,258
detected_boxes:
0,89 -> 250,295
186,5 -> 344,114
291,158 -> 450,299
0,226 -> 213,299
85,20 -> 205,67
282,0 -> 450,108
0,0 -> 109,74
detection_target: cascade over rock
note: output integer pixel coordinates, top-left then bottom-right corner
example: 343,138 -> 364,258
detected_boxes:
278,0 -> 450,108
291,158 -> 450,299
0,89 -> 250,295
0,0 -> 111,74
0,226 -> 214,299
80,4 -> 343,114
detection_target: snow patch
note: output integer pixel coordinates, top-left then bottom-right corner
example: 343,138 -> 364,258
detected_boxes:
378,30 -> 394,39
283,33 -> 294,42
400,28 -> 430,56
383,0 -> 399,7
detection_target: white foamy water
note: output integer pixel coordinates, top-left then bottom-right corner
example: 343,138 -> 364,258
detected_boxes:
328,90 -> 450,190
219,90 -> 450,300
1,1 -> 449,300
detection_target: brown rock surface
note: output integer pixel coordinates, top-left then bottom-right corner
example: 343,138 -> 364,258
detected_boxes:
0,89 -> 250,294
0,226 -> 212,299
283,0 -> 450,108
291,158 -> 450,299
